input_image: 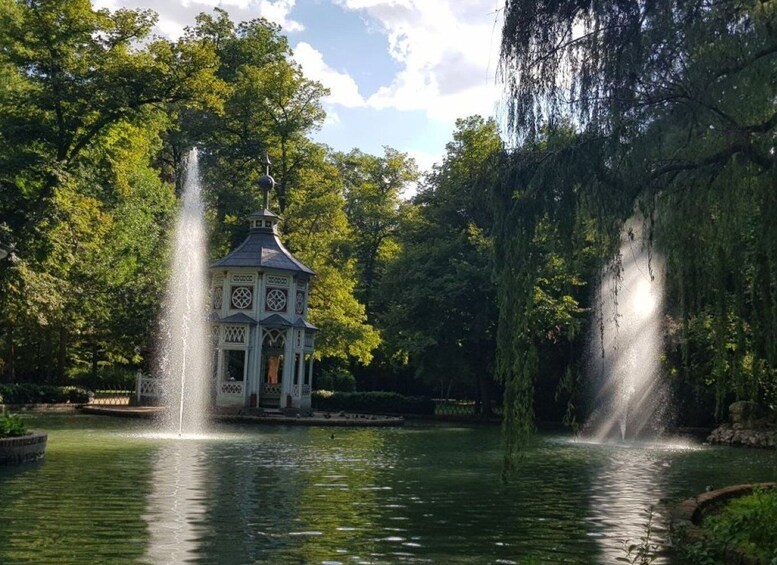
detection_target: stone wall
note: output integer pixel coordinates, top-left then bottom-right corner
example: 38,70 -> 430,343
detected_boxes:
0,432 -> 47,464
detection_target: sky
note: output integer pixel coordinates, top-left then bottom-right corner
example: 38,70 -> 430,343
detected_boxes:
92,0 -> 506,173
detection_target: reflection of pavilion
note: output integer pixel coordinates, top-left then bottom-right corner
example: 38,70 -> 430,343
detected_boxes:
209,161 -> 316,412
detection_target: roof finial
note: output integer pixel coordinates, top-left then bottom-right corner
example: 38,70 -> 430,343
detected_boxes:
257,151 -> 275,210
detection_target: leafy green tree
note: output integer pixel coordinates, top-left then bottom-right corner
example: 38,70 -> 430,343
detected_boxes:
178,10 -> 327,248
336,147 -> 418,321
284,149 -> 380,364
178,11 -> 376,364
0,0 -> 218,380
381,117 -> 501,411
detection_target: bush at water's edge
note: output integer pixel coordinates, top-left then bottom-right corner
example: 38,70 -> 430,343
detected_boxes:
312,391 -> 434,415
0,383 -> 90,405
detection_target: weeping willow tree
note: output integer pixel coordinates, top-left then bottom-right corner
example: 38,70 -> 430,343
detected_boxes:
497,0 -> 777,461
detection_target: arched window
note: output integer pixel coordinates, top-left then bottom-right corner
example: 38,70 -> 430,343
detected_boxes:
262,329 -> 286,385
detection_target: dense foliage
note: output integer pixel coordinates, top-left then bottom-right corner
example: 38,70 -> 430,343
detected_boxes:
311,391 -> 435,416
1,0 -> 772,451
692,488 -> 777,563
0,384 -> 89,404
0,1 -> 390,382
497,0 -> 777,457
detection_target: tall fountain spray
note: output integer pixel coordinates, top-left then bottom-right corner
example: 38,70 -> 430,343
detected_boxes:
158,149 -> 210,436
585,216 -> 669,441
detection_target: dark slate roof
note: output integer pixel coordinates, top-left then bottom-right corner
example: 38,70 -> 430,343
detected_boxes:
293,317 -> 318,331
212,313 -> 257,325
210,213 -> 314,275
259,314 -> 292,327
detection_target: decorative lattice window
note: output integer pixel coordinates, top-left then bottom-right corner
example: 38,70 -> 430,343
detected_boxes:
263,328 -> 285,348
231,286 -> 253,309
212,286 -> 223,310
266,275 -> 289,287
265,288 -> 287,311
232,274 -> 254,283
224,326 -> 246,343
295,291 -> 305,315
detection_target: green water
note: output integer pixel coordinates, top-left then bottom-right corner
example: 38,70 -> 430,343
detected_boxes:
1,416 -> 776,564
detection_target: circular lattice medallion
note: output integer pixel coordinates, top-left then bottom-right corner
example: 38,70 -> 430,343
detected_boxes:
212,286 -> 223,309
266,288 -> 287,311
295,291 -> 305,315
231,286 -> 253,309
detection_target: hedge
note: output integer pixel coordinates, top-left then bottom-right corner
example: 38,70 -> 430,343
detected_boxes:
312,391 -> 435,415
0,384 -> 91,405
67,366 -> 137,391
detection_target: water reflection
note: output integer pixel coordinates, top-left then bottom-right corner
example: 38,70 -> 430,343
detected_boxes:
5,418 -> 776,564
585,442 -> 690,563
143,441 -> 207,564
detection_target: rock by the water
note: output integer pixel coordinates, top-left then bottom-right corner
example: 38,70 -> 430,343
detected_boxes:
707,401 -> 776,449
729,400 -> 763,429
707,424 -> 776,449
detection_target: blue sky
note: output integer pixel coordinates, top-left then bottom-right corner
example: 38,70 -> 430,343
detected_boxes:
94,0 -> 505,173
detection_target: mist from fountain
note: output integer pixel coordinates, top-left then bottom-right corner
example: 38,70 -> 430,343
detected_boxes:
584,216 -> 670,442
157,148 -> 210,437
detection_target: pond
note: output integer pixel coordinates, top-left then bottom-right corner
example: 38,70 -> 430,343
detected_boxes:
1,416 -> 776,564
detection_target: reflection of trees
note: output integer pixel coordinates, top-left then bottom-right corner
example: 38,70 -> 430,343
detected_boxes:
196,433 -> 304,561
189,427 -> 387,562
0,433 -> 152,563
365,429 -> 601,562
278,428 -> 385,563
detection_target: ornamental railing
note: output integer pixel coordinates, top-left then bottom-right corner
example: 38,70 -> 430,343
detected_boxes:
220,380 -> 244,396
136,376 -> 161,404
261,383 -> 281,396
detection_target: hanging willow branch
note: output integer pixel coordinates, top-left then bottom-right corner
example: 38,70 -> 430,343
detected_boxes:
496,0 -> 777,454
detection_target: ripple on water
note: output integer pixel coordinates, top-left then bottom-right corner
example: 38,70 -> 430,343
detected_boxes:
1,418 -> 776,565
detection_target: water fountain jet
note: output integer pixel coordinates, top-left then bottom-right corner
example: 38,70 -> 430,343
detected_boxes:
157,149 -> 211,436
584,215 -> 670,442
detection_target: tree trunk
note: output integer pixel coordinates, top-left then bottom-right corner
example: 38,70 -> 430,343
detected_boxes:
6,324 -> 15,382
58,325 -> 67,383
91,340 -> 99,379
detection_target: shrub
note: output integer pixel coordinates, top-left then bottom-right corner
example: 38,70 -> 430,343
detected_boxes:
315,368 -> 357,392
702,488 -> 777,562
311,391 -> 435,415
67,366 -> 137,391
0,412 -> 27,437
0,384 -> 90,405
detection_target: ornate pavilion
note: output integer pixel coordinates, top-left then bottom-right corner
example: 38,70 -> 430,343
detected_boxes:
208,162 -> 316,411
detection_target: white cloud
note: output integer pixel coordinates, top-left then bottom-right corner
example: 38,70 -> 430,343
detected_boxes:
258,0 -> 303,32
334,0 -> 503,122
94,0 -> 303,38
323,109 -> 342,126
293,42 -> 366,107
407,148 -> 441,176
